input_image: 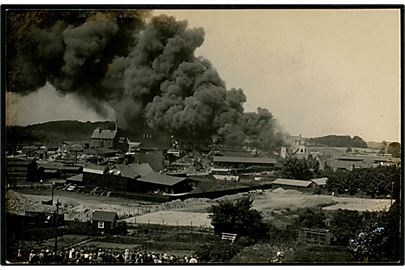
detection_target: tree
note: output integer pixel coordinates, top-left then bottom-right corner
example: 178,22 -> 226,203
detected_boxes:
325,166 -> 400,197
209,196 -> 269,240
282,156 -> 319,180
297,208 -> 326,229
329,210 -> 362,246
387,142 -> 401,158
350,202 -> 401,262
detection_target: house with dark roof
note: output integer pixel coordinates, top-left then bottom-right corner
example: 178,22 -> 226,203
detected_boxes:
272,178 -> 314,192
90,120 -> 129,152
92,211 -> 118,234
90,128 -> 118,148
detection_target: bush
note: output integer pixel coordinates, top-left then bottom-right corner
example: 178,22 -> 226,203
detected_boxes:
329,210 -> 362,246
114,221 -> 128,235
209,196 -> 269,240
195,240 -> 242,263
286,245 -> 356,263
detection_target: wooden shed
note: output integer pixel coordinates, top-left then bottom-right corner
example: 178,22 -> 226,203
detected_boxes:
92,211 -> 118,234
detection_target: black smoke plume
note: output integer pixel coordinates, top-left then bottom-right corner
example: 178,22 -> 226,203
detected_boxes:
6,10 -> 286,152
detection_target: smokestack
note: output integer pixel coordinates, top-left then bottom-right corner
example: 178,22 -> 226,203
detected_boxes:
115,119 -> 118,131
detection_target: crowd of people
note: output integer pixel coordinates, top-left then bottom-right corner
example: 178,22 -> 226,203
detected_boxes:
24,247 -> 198,264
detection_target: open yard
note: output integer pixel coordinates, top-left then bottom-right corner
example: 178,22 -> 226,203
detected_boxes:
11,187 -> 393,229
124,211 -> 212,228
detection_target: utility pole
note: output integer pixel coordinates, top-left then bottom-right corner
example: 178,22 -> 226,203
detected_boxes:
51,182 -> 55,205
54,199 -> 61,260
390,181 -> 394,206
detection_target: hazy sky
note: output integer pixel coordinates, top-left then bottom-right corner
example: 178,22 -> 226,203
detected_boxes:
7,8 -> 401,142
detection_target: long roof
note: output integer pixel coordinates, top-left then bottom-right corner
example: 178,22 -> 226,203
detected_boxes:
67,173 -> 83,182
91,128 -> 117,140
214,151 -> 256,157
111,163 -> 154,178
92,211 -> 118,222
137,172 -> 188,186
213,156 -> 277,164
272,178 -> 313,187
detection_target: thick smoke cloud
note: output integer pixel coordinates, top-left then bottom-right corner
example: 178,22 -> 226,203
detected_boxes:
6,10 -> 286,152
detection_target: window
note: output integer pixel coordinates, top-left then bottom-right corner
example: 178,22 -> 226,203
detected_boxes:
98,221 -> 104,229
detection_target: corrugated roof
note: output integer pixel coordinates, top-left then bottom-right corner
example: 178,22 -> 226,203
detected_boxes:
311,177 -> 328,186
213,156 -> 277,164
138,172 -> 188,186
111,163 -> 153,178
272,178 -> 313,187
91,128 -> 117,140
92,211 -> 118,222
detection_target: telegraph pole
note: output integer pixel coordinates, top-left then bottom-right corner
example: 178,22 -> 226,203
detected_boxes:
51,182 -> 55,205
54,199 -> 61,260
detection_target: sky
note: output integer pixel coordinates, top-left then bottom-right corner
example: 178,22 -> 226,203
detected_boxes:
6,8 -> 401,142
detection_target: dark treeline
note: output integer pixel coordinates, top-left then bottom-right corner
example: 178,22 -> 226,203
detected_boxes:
6,121 -> 113,144
324,165 -> 400,198
281,157 -> 400,198
307,135 -> 368,148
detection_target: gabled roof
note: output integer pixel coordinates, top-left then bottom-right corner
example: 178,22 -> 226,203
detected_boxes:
272,178 -> 313,187
213,156 -> 277,164
91,128 -> 117,140
92,211 -> 118,222
311,177 -> 328,186
111,163 -> 154,178
137,172 -> 189,186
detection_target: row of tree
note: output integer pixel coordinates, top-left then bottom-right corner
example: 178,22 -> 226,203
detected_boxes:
307,135 -> 368,148
324,165 -> 400,198
281,156 -> 400,198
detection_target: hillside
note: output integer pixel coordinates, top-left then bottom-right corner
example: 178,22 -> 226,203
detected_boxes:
6,120 -> 115,144
307,135 -> 368,148
6,120 -> 171,149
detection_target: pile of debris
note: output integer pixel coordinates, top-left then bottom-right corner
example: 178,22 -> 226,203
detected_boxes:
5,190 -> 56,215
